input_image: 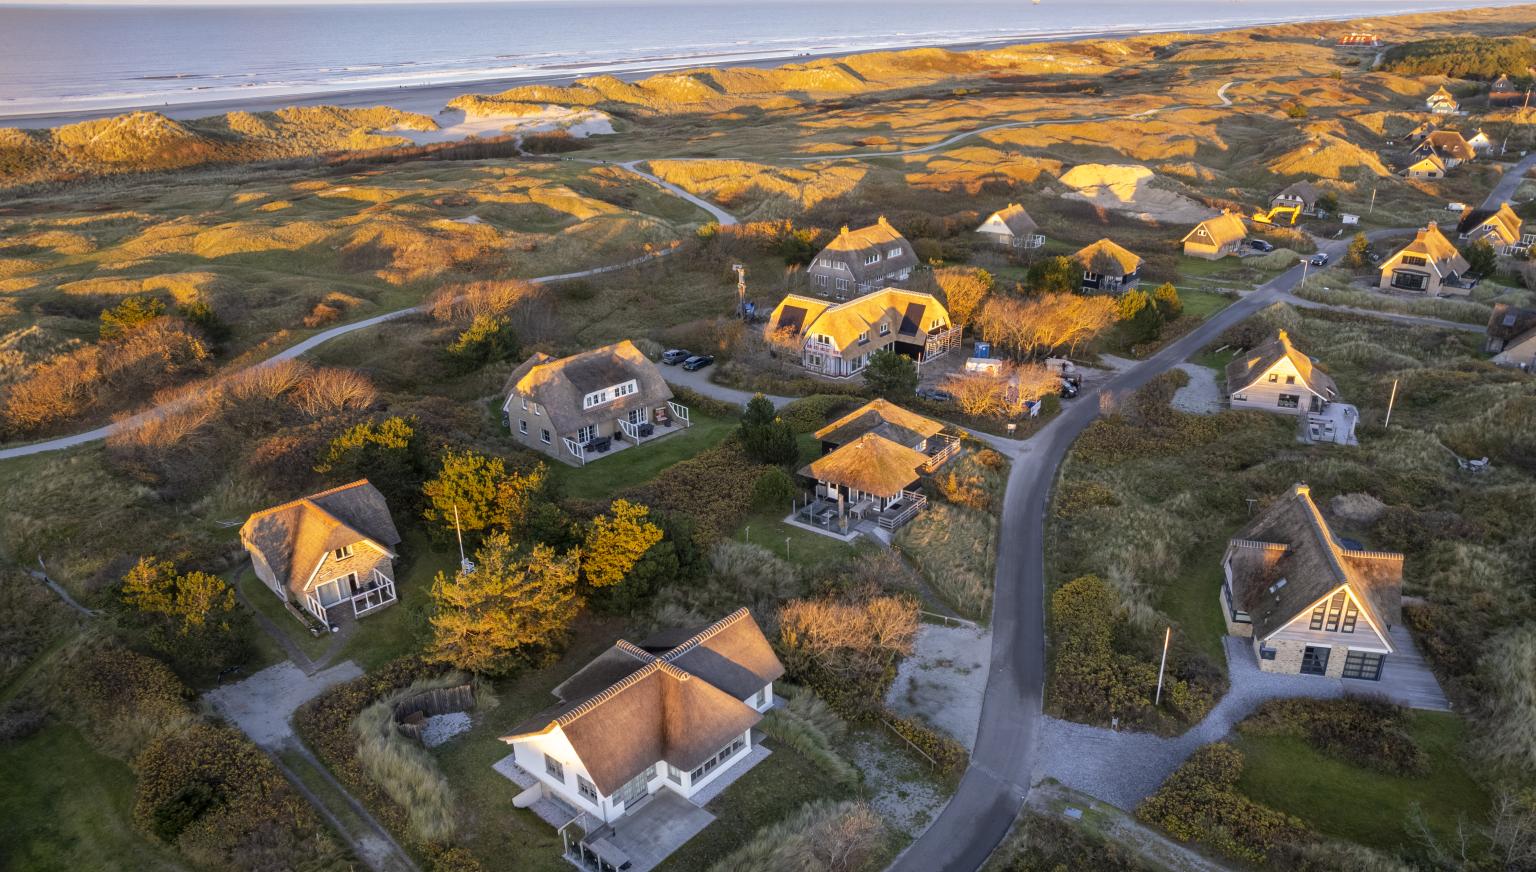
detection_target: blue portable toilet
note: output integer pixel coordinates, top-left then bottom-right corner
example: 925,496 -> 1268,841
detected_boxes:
974,341 -> 992,359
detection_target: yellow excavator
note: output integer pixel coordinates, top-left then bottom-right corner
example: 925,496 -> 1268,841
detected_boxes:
1251,203 -> 1303,227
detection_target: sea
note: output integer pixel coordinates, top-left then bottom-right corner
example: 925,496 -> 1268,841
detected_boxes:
0,0 -> 1528,121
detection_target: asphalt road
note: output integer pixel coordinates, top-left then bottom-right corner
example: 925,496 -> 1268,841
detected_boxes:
886,236 -> 1347,872
1481,151 -> 1536,210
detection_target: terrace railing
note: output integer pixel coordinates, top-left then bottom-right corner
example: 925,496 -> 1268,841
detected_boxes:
878,490 -> 928,531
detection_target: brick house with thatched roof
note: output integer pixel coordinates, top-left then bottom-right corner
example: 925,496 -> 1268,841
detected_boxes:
1378,224 -> 1471,295
765,288 -> 961,379
1074,238 -> 1142,293
1182,211 -> 1248,260
240,480 -> 402,625
502,340 -> 691,466
806,217 -> 918,299
1222,484 -> 1402,680
975,203 -> 1045,251
500,609 -> 782,863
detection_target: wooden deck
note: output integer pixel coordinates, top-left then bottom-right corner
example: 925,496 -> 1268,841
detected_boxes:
1344,625 -> 1452,711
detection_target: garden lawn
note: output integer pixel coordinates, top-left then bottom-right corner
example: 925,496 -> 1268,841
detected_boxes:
551,411 -> 736,501
653,742 -> 855,872
1234,712 -> 1489,854
1177,289 -> 1234,319
733,510 -> 861,568
1155,542 -> 1232,665
0,726 -> 190,872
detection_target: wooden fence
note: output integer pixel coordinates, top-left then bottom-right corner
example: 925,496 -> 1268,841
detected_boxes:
393,684 -> 476,742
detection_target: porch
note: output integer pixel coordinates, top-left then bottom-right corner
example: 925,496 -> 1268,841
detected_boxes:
303,567 -> 396,624
920,433 -> 961,472
563,790 -> 715,872
563,401 -> 691,467
787,487 -> 928,540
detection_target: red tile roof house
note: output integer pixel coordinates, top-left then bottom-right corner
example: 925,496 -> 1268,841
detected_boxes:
239,480 -> 402,626
499,609 -> 783,870
1221,484 -> 1403,681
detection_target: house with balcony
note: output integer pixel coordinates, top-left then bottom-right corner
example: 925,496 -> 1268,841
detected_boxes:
806,217 -> 918,299
975,203 -> 1045,251
1457,202 -> 1528,255
1074,238 -> 1142,293
1182,211 -> 1248,260
1377,223 -> 1471,296
502,340 -> 690,467
1221,483 -> 1402,681
239,480 -> 402,626
1226,330 -> 1357,445
498,609 -> 783,871
765,288 -> 961,379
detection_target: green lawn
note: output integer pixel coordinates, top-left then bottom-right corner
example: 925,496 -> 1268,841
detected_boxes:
1235,712 -> 1490,854
1178,289 -> 1235,319
551,411 -> 737,501
734,510 -> 860,568
0,726 -> 190,872
1155,542 -> 1232,665
654,742 -> 854,872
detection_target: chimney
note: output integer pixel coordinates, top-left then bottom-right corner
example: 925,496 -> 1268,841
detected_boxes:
877,215 -> 889,227
840,225 -> 849,236
1294,483 -> 1311,497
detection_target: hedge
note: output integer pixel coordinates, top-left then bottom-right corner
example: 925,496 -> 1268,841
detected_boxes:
1239,696 -> 1427,775
1137,743 -> 1309,866
622,439 -> 767,543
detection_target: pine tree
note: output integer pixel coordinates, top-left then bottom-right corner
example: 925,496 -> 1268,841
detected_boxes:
1345,233 -> 1371,268
426,533 -> 580,674
863,349 -> 919,400
1152,283 -> 1183,321
422,450 -> 549,542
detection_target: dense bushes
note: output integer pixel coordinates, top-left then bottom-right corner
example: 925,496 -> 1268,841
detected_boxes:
1072,371 -> 1253,466
623,439 -> 767,543
1047,576 -> 1218,733
989,813 -> 1157,872
882,713 -> 967,776
1137,743 -> 1309,866
777,393 -> 857,433
702,799 -> 890,872
1238,697 -> 1427,775
1382,37 -> 1536,80
133,722 -> 344,869
894,502 -> 995,620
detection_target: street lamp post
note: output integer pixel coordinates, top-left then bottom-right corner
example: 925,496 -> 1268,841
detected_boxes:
1297,257 -> 1312,292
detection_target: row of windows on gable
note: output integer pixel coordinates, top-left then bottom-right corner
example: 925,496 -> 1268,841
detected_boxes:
1309,590 -> 1360,633
583,380 -> 637,409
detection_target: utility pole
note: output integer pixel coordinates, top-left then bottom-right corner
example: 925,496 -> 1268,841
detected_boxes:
733,263 -> 747,319
1384,377 -> 1400,427
1368,184 -> 1377,215
1154,627 -> 1172,706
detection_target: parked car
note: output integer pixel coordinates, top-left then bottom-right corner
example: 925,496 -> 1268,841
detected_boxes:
916,387 -> 953,403
681,354 -> 714,371
1060,375 -> 1082,399
1309,252 -> 1330,267
1245,239 -> 1275,253
661,348 -> 690,365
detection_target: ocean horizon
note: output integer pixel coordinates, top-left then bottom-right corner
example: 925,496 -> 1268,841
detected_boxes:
0,0 -> 1528,121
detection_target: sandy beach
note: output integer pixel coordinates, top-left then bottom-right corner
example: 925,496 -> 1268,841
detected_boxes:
0,14 -> 1390,131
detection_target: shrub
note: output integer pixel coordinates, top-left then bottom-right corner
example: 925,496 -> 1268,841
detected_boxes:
99,295 -> 166,340
895,502 -> 995,620
1137,743 -> 1310,866
444,313 -> 517,373
133,722 -> 343,870
759,703 -> 859,788
1238,696 -> 1428,775
990,813 -> 1157,872
1476,625 -> 1536,773
752,466 -> 797,511
57,641 -> 196,760
1053,479 -> 1121,518
666,383 -> 739,418
703,799 -> 889,872
883,713 -> 967,776
777,394 -> 856,433
623,440 -> 767,543
862,348 -> 918,400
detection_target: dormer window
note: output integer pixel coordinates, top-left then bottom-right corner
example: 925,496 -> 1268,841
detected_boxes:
864,252 -> 880,266
583,379 -> 638,409
878,323 -> 890,336
887,246 -> 903,258
333,545 -> 353,561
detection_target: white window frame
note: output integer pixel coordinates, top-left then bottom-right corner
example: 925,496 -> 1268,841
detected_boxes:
577,775 -> 598,802
544,754 -> 565,783
333,545 -> 353,561
577,424 -> 597,444
541,429 -> 551,444
519,420 -> 528,435
864,252 -> 880,265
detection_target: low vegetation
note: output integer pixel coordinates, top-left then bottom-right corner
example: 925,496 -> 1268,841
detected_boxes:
1382,36 -> 1536,80
700,798 -> 891,872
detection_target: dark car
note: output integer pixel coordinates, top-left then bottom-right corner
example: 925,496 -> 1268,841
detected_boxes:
916,387 -> 953,403
681,354 -> 715,371
1245,239 -> 1275,253
1309,252 -> 1330,267
661,348 -> 690,365
1060,376 -> 1081,399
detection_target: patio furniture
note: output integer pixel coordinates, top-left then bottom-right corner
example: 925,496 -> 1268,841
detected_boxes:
638,422 -> 655,438
591,436 -> 612,453
655,408 -> 672,427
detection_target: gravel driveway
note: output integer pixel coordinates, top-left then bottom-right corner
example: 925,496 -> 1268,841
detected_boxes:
886,623 -> 992,750
1171,363 -> 1223,414
205,660 -> 362,748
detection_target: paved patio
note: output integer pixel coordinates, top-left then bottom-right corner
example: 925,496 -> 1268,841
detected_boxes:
581,790 -> 714,872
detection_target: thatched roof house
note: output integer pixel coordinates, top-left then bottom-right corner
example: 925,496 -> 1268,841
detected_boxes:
814,398 -> 945,450
807,217 -> 918,298
501,609 -> 782,817
766,288 -> 960,378
1456,202 -> 1524,249
975,203 -> 1044,249
1486,303 -> 1536,367
800,432 -> 931,501
1182,211 -> 1248,260
1074,238 -> 1143,291
1379,223 -> 1470,295
240,480 -> 401,622
1222,483 -> 1402,679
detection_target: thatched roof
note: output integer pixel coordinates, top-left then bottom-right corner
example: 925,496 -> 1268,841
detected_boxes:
1457,202 -> 1522,243
766,288 -> 951,355
1226,483 -> 1403,643
501,339 -> 673,436
1423,131 -> 1476,161
799,432 -> 928,498
977,203 -> 1039,237
1074,238 -> 1142,276
814,398 -> 944,448
812,217 -> 918,285
503,609 -> 783,796
1427,85 -> 1458,107
239,480 -> 400,597
1383,224 -> 1469,276
1225,330 -> 1338,400
1487,303 -> 1536,344
1183,211 -> 1247,247
1404,152 -> 1447,176
1273,180 -> 1321,208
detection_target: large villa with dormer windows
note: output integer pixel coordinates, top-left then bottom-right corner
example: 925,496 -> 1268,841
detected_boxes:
805,217 -> 919,299
765,287 -> 961,378
501,340 -> 691,467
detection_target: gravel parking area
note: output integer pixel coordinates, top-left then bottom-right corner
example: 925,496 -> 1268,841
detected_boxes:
885,623 -> 992,750
205,660 -> 362,748
1171,363 -> 1223,414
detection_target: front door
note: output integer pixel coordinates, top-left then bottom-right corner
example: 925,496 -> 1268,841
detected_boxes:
1301,645 -> 1331,676
613,768 -> 650,811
